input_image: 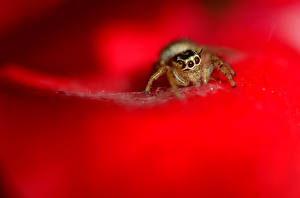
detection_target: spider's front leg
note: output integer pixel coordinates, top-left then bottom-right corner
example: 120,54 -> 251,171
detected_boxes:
144,63 -> 168,94
212,55 -> 236,88
166,68 -> 182,98
201,63 -> 214,85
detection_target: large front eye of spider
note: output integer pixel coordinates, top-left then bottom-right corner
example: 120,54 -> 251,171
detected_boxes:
194,57 -> 200,64
188,60 -> 194,68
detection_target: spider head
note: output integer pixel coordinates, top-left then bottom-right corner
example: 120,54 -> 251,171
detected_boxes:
175,49 -> 203,71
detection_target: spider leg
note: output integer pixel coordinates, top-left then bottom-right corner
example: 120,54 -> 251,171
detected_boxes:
223,62 -> 236,76
166,68 -> 182,98
144,65 -> 168,94
213,56 -> 236,88
172,68 -> 190,86
202,64 -> 214,85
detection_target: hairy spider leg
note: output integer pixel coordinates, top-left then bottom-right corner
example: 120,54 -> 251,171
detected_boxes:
144,65 -> 168,93
213,55 -> 236,88
166,68 -> 182,98
172,68 -> 189,86
223,62 -> 236,76
202,64 -> 214,85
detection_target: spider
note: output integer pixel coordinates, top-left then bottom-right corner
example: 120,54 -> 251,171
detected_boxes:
144,39 -> 236,97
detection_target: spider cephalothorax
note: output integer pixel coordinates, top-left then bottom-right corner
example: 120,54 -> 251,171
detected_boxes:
145,39 -> 236,97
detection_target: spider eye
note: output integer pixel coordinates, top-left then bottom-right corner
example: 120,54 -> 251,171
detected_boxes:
177,60 -> 186,68
194,57 -> 200,64
188,61 -> 194,67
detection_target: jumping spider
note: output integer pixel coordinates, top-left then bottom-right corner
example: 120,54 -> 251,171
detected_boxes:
144,39 -> 236,97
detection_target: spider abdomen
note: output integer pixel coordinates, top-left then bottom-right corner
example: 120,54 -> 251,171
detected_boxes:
159,40 -> 198,62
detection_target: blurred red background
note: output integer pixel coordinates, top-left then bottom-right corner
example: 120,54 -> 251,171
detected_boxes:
0,0 -> 300,198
